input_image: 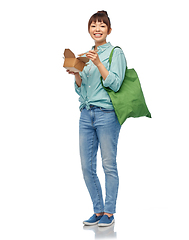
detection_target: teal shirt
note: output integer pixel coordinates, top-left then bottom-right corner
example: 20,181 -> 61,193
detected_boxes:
75,42 -> 127,110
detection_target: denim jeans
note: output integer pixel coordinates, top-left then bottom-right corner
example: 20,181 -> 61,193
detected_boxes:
79,106 -> 121,214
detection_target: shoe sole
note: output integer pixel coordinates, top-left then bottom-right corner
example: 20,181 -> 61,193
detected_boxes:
83,220 -> 100,226
98,219 -> 115,227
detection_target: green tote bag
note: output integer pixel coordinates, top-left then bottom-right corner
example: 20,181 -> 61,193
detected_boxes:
101,46 -> 151,125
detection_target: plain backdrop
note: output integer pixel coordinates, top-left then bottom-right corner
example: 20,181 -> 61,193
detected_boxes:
0,0 -> 189,239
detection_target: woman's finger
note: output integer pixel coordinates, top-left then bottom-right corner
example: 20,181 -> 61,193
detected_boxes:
86,53 -> 97,58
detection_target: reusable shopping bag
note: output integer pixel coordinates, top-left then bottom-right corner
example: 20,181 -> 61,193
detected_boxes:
100,46 -> 151,125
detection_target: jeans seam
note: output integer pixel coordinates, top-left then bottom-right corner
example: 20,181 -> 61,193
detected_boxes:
90,131 -> 103,213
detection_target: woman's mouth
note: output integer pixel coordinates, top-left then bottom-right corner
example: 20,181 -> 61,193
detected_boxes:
94,33 -> 102,38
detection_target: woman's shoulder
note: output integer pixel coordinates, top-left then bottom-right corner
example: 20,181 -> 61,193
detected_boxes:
110,46 -> 125,58
112,46 -> 124,53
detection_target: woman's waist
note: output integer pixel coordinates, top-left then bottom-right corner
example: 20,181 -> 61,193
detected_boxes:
79,101 -> 114,111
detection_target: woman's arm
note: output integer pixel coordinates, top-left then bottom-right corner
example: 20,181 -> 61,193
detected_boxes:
66,70 -> 82,87
86,50 -> 109,80
86,49 -> 127,92
96,62 -> 109,80
75,72 -> 82,87
103,50 -> 126,92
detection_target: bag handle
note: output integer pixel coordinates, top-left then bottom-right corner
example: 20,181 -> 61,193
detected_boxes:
101,46 -> 124,91
109,46 -> 121,65
101,46 -> 121,92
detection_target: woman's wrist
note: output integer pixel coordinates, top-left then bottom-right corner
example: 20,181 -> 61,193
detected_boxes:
96,61 -> 103,68
75,72 -> 82,87
97,62 -> 109,80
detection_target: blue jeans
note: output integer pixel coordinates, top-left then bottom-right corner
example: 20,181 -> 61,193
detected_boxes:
79,106 -> 121,214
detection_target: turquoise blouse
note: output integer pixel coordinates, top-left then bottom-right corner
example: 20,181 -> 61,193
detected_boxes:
75,42 -> 127,110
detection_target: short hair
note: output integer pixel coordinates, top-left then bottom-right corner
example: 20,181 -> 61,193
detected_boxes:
88,11 -> 111,33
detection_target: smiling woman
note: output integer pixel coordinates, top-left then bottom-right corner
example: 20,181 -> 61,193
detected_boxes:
88,10 -> 111,33
88,11 -> 112,50
66,10 -> 127,227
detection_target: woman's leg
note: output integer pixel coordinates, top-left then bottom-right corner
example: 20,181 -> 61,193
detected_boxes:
79,108 -> 104,213
95,108 -> 121,214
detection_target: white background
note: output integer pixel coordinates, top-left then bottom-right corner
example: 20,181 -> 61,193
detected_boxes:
0,0 -> 189,239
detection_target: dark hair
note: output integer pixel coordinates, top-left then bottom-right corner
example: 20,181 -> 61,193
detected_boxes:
88,11 -> 111,33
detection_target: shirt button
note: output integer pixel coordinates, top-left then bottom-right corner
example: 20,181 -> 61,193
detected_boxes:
89,86 -> 91,88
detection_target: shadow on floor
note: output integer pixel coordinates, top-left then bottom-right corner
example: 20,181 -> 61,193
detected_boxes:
83,222 -> 117,239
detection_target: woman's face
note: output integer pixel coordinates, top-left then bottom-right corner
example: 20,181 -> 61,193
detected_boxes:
89,21 -> 111,45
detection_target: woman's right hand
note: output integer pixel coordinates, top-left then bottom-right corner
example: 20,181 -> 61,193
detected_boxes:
66,70 -> 79,76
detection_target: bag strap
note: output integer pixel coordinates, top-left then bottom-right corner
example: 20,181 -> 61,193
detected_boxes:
109,46 -> 128,73
101,46 -> 126,92
101,46 -> 121,92
109,46 -> 121,65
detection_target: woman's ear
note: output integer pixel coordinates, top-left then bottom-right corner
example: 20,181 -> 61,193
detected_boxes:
108,28 -> 112,35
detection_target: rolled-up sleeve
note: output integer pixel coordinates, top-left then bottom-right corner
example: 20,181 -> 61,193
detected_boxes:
74,72 -> 83,95
74,81 -> 81,95
103,48 -> 127,92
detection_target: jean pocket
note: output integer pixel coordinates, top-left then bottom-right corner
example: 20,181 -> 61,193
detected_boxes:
80,107 -> 86,112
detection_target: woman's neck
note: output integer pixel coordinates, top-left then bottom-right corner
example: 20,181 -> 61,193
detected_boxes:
94,40 -> 107,50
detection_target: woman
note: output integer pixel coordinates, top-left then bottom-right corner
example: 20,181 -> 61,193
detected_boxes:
66,11 -> 127,227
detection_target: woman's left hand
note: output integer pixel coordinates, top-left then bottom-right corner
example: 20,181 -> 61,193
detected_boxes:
86,50 -> 101,67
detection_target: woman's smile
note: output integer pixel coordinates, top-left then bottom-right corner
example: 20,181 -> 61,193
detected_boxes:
94,33 -> 103,38
89,20 -> 111,46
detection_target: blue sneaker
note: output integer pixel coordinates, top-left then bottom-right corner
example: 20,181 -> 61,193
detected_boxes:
98,215 -> 115,227
83,214 -> 103,226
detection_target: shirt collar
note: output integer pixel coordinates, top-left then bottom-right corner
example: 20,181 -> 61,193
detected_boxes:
92,42 -> 112,53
